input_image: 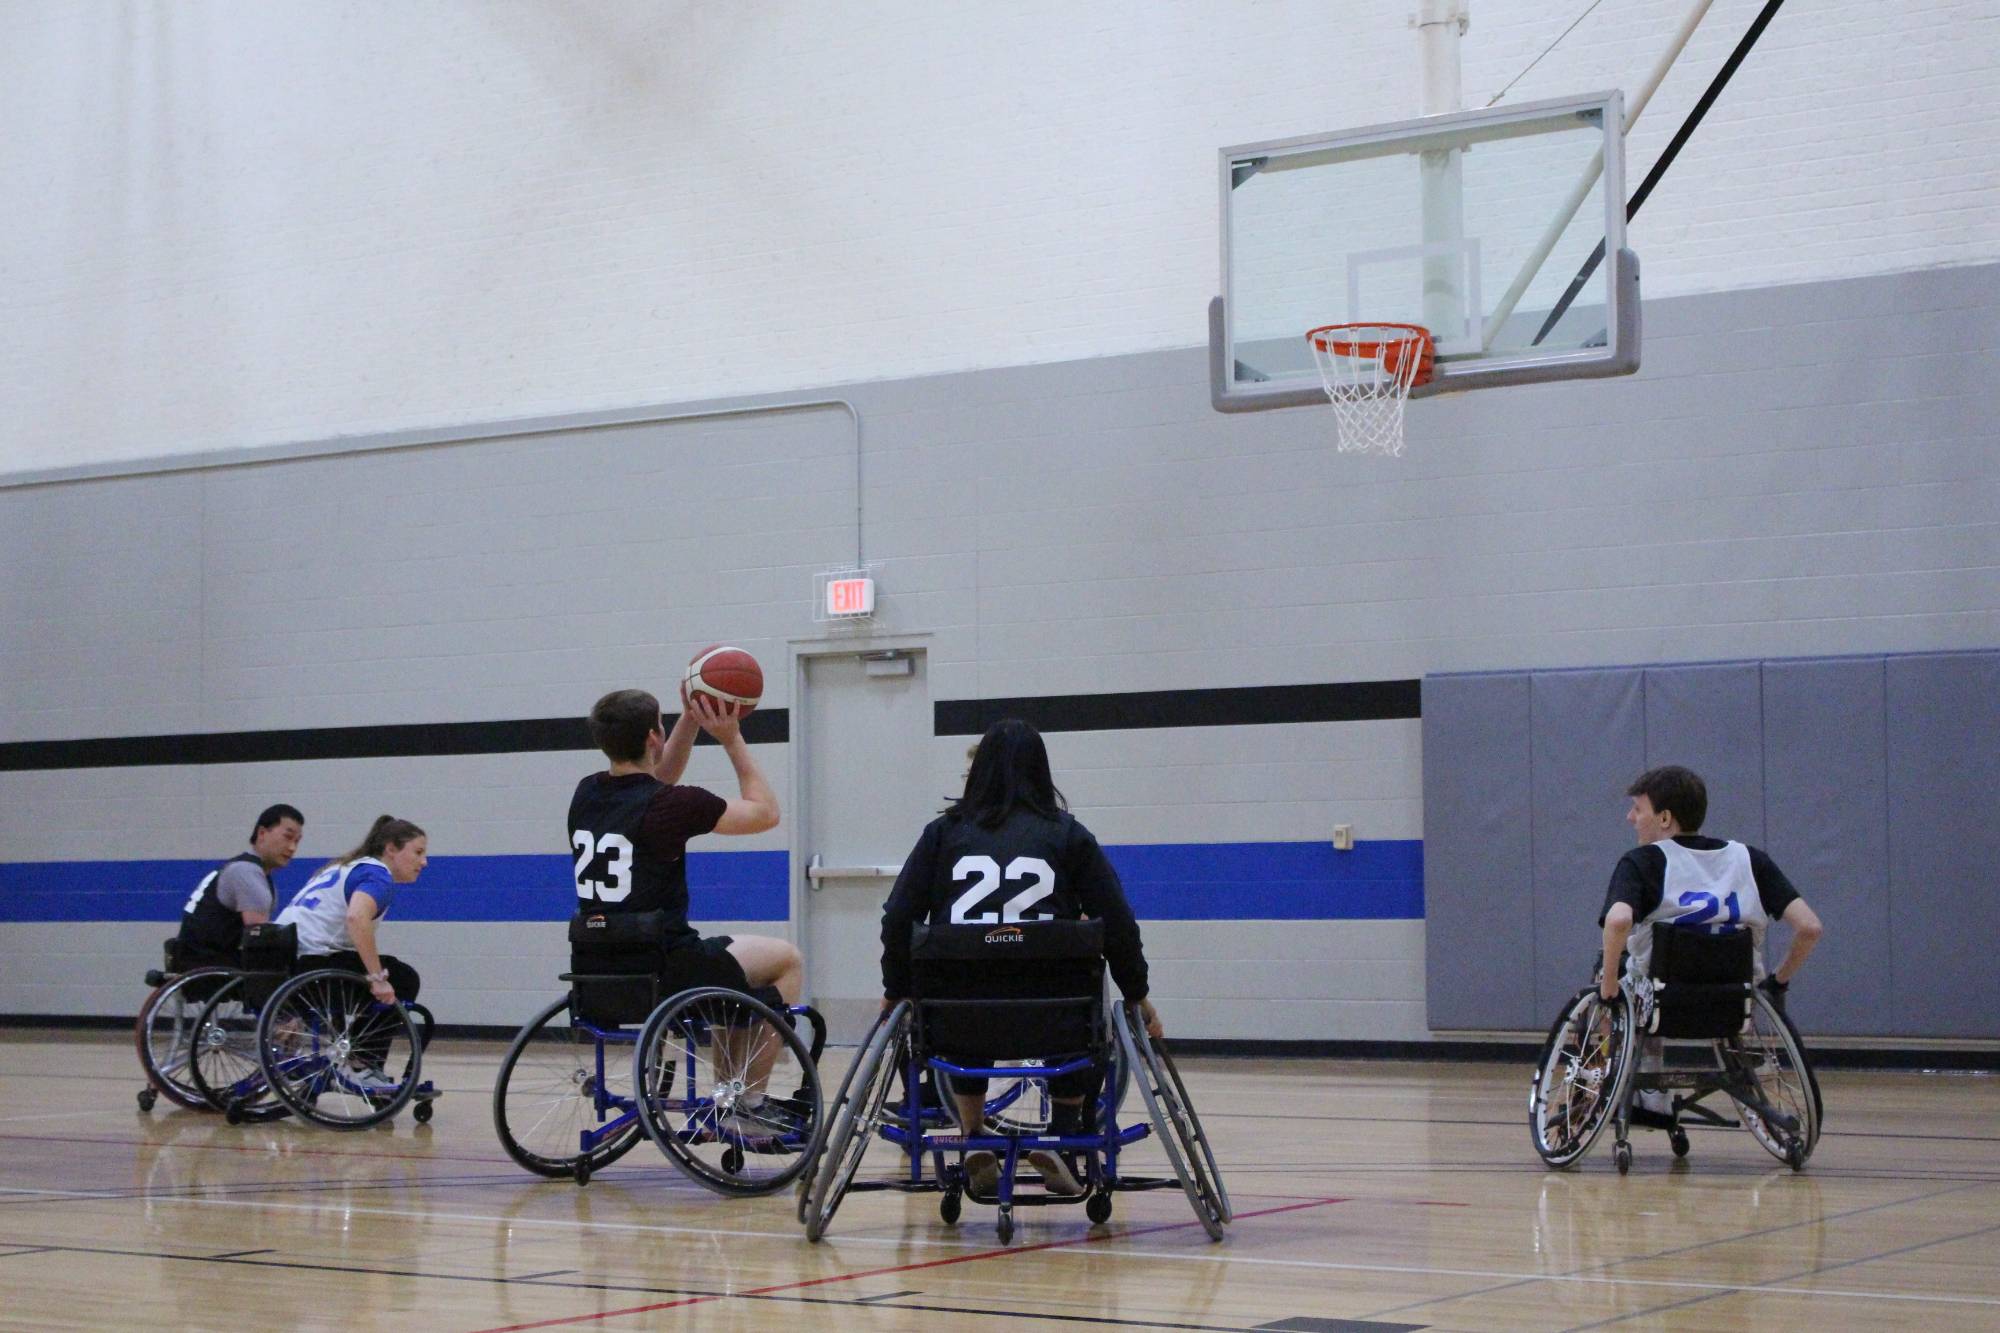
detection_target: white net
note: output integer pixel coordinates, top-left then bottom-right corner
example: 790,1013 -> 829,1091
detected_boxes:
1306,323 -> 1432,457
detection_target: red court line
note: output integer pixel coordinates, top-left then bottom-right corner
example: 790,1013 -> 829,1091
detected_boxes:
469,1195 -> 1351,1333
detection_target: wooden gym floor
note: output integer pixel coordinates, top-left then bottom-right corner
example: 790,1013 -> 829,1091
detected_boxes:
2,1030 -> 1997,1331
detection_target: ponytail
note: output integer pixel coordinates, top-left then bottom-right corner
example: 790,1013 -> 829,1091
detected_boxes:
324,814 -> 427,871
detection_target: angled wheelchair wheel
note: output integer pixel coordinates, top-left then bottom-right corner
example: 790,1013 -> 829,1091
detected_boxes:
185,976 -> 281,1118
256,969 -> 422,1130
804,1001 -> 909,1242
1718,990 -> 1821,1168
1529,988 -> 1636,1169
632,987 -> 824,1197
494,995 -> 643,1179
1114,1002 -> 1227,1240
135,968 -> 236,1111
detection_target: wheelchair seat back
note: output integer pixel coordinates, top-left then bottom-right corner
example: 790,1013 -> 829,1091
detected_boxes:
567,910 -> 666,1028
238,921 -> 298,1008
1648,924 -> 1754,1039
910,919 -> 1105,1061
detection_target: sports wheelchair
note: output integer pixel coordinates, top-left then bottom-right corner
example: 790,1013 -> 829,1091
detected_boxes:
136,937 -> 242,1112
492,910 -> 827,1193
802,919 -> 1229,1244
1529,924 -> 1822,1173
165,923 -> 440,1129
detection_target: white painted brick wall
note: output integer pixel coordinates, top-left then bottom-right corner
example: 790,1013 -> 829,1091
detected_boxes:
3,0 -> 1996,475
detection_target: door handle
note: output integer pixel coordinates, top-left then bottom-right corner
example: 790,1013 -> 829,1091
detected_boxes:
806,853 -> 903,888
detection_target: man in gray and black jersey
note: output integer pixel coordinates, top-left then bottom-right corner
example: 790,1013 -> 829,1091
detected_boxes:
175,804 -> 304,970
1597,766 -> 1824,1127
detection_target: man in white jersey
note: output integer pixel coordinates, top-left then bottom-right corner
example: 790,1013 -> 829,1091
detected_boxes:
1597,766 -> 1824,1126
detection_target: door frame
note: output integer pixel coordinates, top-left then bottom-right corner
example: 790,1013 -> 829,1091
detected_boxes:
784,631 -> 934,953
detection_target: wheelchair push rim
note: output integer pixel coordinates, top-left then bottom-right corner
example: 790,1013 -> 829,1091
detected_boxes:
135,968 -> 236,1111
1114,1001 -> 1228,1240
255,968 -> 424,1130
631,986 -> 825,1197
493,994 -> 644,1179
1717,989 -> 1821,1167
1529,987 -> 1636,1169
804,1000 -> 910,1241
185,975 -> 281,1116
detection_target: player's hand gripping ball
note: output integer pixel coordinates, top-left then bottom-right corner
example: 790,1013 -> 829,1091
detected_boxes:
684,645 -> 763,718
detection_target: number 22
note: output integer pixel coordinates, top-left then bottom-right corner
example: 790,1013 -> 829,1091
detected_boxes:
948,855 -> 1055,924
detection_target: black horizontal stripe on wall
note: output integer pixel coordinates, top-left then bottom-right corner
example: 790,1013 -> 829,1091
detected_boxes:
0,710 -> 792,772
935,680 -> 1421,736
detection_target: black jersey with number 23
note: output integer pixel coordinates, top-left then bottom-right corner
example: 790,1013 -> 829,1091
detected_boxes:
567,772 -> 726,950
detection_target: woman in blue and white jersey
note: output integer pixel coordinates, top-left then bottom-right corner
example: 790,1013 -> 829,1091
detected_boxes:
278,815 -> 429,1008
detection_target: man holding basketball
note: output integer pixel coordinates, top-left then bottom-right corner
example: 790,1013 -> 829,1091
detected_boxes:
569,683 -> 802,1005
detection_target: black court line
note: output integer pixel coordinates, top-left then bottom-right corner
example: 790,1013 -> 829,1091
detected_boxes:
510,1270 -> 577,1282
0,1246 -> 57,1259
1356,1178 -> 1996,1323
1557,1216 -> 2000,1332
851,1289 -> 920,1304
207,1248 -> 276,1259
1208,1108 -> 2000,1145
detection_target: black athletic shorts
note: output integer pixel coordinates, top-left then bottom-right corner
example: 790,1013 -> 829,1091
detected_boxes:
659,935 -> 751,996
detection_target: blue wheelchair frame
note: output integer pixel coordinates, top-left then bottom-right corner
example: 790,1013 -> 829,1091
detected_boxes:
806,988 -> 1228,1243
494,972 -> 826,1190
198,968 -> 436,1128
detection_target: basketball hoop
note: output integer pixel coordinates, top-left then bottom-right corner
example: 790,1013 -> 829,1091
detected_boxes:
1305,323 -> 1435,457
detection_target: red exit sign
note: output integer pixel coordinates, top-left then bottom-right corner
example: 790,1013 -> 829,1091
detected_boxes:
826,577 -> 876,617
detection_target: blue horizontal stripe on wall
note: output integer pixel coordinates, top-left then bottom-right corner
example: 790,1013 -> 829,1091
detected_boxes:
0,840 -> 1422,924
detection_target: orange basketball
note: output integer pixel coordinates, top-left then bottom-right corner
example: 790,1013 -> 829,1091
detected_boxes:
684,645 -> 762,716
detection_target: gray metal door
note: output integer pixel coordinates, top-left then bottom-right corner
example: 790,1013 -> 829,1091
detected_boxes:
799,648 -> 932,1040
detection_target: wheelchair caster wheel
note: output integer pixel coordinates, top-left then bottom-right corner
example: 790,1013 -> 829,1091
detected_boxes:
1613,1142 -> 1633,1175
1785,1140 -> 1807,1172
574,1159 -> 592,1188
225,1101 -> 245,1126
1669,1127 -> 1690,1158
412,1100 -> 434,1125
721,1146 -> 744,1175
1086,1192 -> 1113,1224
940,1191 -> 961,1225
996,1209 -> 1015,1244
137,1087 -> 157,1113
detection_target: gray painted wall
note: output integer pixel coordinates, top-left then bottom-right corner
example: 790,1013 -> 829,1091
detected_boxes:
4,262 -> 1997,1040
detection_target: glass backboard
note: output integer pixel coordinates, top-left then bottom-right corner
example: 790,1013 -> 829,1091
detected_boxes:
1212,91 -> 1639,411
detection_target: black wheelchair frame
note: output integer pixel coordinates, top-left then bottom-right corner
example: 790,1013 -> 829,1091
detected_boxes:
1529,925 -> 1822,1173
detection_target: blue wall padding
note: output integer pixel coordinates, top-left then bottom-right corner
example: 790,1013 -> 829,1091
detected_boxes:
1425,649 -> 1998,1038
1529,669 -> 1647,1023
1421,672 -> 1537,1029
1885,653 -> 2000,1037
1764,657 -> 1890,1032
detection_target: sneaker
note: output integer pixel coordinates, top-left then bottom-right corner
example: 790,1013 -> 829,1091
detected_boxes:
1027,1149 -> 1085,1197
963,1150 -> 999,1196
344,1063 -> 404,1098
721,1095 -> 809,1144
